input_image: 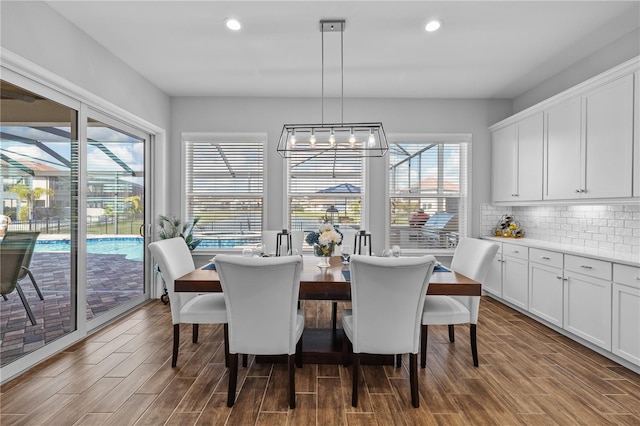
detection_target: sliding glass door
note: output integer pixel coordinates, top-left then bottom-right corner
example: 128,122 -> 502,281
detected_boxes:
85,113 -> 149,323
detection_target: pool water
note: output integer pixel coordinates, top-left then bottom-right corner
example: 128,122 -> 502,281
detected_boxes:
36,238 -> 144,261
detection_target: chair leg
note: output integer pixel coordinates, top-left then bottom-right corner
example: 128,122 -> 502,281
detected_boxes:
25,268 -> 44,300
3,293 -> 8,301
448,324 -> 455,343
223,324 -> 229,368
15,283 -> 37,326
192,324 -> 199,343
470,323 -> 479,367
410,353 -> 419,408
342,333 -> 350,367
420,324 -> 428,368
288,354 -> 296,409
172,324 -> 180,368
395,354 -> 402,368
331,301 -> 338,332
295,338 -> 303,368
352,353 -> 360,407
227,353 -> 238,407
242,354 -> 248,367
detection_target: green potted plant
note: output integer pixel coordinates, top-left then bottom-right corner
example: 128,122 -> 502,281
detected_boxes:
156,215 -> 202,304
157,214 -> 202,250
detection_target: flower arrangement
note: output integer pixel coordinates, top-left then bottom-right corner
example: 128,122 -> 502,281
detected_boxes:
306,224 -> 343,256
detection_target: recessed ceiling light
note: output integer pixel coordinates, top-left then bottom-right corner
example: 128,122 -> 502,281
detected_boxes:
425,19 -> 442,32
224,18 -> 242,31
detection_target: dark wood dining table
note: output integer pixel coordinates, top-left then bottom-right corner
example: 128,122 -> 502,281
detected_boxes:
175,255 -> 481,364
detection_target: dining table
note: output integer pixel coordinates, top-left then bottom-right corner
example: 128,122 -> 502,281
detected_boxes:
175,255 -> 481,364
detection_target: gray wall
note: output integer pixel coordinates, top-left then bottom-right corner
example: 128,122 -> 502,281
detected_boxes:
513,28 -> 640,113
0,1 -> 170,129
171,96 -> 512,247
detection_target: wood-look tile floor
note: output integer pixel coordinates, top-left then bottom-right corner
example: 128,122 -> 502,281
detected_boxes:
1,297 -> 639,425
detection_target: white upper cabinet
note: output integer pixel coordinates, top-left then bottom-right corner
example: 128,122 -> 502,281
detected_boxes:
492,113 -> 543,203
582,74 -> 634,199
492,58 -> 638,203
544,97 -> 582,200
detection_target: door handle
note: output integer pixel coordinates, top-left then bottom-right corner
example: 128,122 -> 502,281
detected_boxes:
139,224 -> 145,237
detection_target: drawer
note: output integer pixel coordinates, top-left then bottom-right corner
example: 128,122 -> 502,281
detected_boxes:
529,248 -> 563,268
502,243 -> 528,260
565,255 -> 612,281
613,264 -> 640,289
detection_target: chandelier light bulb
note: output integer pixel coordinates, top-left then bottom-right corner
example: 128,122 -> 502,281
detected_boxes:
290,130 -> 297,147
329,129 -> 336,146
368,130 -> 375,147
309,129 -> 316,146
349,128 -> 356,145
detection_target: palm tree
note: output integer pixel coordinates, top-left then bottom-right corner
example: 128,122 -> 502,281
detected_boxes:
8,184 -> 54,222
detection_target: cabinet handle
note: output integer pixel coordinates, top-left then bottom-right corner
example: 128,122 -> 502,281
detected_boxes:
575,189 -> 581,193
556,276 -> 563,280
580,265 -> 593,269
512,250 -> 519,253
541,256 -> 551,260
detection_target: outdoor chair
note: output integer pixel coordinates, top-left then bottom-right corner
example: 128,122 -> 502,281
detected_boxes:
9,231 -> 44,301
1,232 -> 38,325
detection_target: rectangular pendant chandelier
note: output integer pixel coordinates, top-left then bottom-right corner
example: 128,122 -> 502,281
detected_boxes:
277,20 -> 388,159
277,122 -> 388,158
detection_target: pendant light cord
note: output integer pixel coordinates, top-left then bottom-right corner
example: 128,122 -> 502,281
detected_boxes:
341,23 -> 344,124
321,24 -> 324,125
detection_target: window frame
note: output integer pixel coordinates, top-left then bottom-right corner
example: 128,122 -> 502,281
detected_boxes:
181,132 -> 267,250
385,133 -> 471,255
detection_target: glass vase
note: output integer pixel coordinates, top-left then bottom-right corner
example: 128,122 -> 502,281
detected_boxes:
314,243 -> 335,268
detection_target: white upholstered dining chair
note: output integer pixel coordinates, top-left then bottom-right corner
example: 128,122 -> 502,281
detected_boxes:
214,254 -> 304,408
148,237 -> 228,368
342,254 -> 436,408
420,238 -> 499,368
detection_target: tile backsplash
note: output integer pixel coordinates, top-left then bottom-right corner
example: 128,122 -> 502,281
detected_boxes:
480,203 -> 640,255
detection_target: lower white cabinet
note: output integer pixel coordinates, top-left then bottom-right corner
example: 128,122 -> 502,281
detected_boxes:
612,264 -> 640,365
484,249 -> 503,297
529,248 -> 564,327
564,269 -> 612,351
502,244 -> 529,309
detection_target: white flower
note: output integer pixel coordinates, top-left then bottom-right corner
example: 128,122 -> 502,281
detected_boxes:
319,224 -> 333,233
319,229 -> 341,246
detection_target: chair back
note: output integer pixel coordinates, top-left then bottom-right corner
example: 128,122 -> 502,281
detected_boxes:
0,233 -> 30,296
261,230 -> 280,255
148,237 -> 198,324
349,254 -> 436,354
215,254 -> 303,355
449,238 -> 500,322
3,231 -> 40,281
290,230 -> 304,254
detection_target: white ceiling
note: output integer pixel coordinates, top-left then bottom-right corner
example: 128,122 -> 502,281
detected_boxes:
46,1 -> 640,99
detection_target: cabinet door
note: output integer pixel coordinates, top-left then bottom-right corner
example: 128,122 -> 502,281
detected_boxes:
612,283 -> 640,366
564,271 -> 612,350
483,251 -> 503,297
502,256 -> 528,310
544,97 -> 582,200
634,71 -> 640,197
516,113 -> 543,201
583,75 -> 634,198
529,262 -> 563,327
492,125 -> 517,202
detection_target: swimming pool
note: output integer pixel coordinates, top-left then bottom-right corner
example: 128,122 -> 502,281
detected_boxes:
36,237 -> 144,261
34,236 -> 261,261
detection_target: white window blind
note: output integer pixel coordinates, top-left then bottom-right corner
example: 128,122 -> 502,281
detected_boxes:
287,152 -> 363,249
184,139 -> 264,248
389,141 -> 467,251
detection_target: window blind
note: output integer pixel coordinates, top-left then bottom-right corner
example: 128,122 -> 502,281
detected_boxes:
287,152 -> 363,249
184,140 -> 264,248
389,142 -> 467,251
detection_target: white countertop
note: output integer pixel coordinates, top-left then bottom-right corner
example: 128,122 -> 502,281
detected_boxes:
482,237 -> 640,267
